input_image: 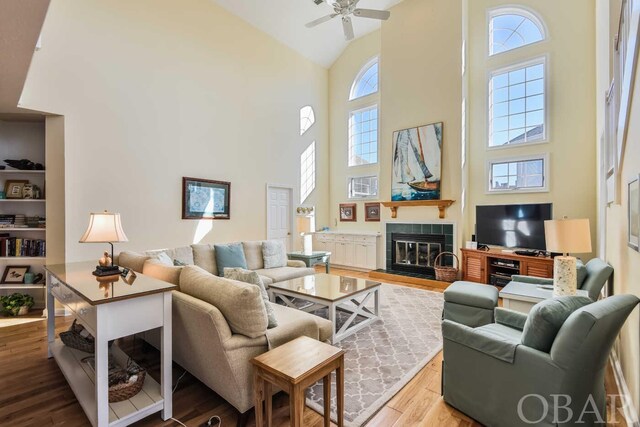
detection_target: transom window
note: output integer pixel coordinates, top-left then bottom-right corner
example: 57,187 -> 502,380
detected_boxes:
349,106 -> 378,166
489,60 -> 545,147
489,11 -> 545,55
348,176 -> 379,199
300,142 -> 316,203
300,106 -> 315,136
488,156 -> 547,192
350,58 -> 379,100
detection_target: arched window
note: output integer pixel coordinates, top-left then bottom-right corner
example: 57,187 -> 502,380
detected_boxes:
300,106 -> 315,136
489,9 -> 545,56
349,58 -> 379,100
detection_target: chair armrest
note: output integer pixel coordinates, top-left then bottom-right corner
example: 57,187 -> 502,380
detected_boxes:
511,275 -> 554,285
442,319 -> 518,363
494,307 -> 527,331
287,260 -> 307,268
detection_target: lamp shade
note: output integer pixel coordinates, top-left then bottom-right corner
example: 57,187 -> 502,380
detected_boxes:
296,216 -> 312,234
79,211 -> 129,243
544,218 -> 592,254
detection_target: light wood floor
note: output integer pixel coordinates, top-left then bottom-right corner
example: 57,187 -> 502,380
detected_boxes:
0,267 -> 628,426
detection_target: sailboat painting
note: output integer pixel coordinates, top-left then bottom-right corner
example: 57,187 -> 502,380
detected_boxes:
392,122 -> 443,201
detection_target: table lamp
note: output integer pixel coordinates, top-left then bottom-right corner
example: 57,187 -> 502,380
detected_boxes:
544,217 -> 592,296
297,215 -> 313,255
79,211 -> 129,276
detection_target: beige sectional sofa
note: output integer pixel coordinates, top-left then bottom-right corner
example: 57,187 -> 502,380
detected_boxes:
117,241 -> 330,418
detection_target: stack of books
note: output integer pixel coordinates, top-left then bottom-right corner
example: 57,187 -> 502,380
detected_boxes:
0,215 -> 16,227
0,236 -> 46,257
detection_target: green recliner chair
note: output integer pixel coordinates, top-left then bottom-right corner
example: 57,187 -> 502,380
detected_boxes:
442,294 -> 639,427
512,258 -> 613,301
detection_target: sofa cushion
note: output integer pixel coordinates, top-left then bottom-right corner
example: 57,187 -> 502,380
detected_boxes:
145,246 -> 194,266
521,296 -> 592,352
224,267 -> 277,329
266,303 -> 333,348
444,281 -> 499,310
191,244 -> 218,275
262,240 -> 287,269
118,251 -> 150,273
142,259 -> 182,287
214,243 -> 248,276
242,241 -> 265,270
576,260 -> 588,288
180,265 -> 267,338
259,275 -> 274,286
254,266 -> 316,283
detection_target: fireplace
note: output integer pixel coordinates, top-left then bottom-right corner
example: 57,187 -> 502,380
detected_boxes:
391,233 -> 446,275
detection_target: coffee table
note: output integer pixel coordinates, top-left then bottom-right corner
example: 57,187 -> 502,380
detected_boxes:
500,281 -> 590,313
268,273 -> 381,344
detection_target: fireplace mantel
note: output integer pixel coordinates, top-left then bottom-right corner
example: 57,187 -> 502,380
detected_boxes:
381,200 -> 455,219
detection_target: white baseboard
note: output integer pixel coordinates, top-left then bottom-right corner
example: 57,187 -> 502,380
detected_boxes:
610,350 -> 640,426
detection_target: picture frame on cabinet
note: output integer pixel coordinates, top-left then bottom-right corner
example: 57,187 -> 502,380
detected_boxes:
5,180 -> 28,199
1,266 -> 30,284
628,175 -> 640,251
339,203 -> 357,222
365,202 -> 381,222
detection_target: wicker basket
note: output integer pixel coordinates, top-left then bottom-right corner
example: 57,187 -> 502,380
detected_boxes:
109,368 -> 146,402
434,252 -> 459,282
59,320 -> 95,353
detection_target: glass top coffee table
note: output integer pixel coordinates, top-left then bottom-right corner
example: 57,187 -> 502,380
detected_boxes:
268,273 -> 381,344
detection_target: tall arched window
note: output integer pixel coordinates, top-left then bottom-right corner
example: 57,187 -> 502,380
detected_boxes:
350,58 -> 379,100
300,106 -> 315,136
489,9 -> 546,56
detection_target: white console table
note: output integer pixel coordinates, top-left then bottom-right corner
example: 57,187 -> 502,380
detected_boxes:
46,261 -> 176,426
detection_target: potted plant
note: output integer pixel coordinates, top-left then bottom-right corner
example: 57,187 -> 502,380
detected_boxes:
0,293 -> 35,316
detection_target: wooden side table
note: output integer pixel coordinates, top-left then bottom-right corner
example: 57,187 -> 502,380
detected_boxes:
251,336 -> 345,427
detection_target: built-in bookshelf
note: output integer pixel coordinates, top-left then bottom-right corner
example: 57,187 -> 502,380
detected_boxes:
0,119 -> 47,314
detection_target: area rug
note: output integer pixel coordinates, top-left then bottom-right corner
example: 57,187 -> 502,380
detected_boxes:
304,283 -> 444,427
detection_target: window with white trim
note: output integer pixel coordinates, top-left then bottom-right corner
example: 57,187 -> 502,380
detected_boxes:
300,106 -> 315,136
349,105 -> 378,166
300,142 -> 315,203
489,10 -> 545,55
350,58 -> 378,100
488,155 -> 548,192
489,60 -> 545,147
348,176 -> 378,199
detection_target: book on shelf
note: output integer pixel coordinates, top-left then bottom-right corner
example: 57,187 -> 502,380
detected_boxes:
0,237 -> 46,257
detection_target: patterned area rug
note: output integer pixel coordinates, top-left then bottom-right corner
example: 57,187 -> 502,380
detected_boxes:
304,283 -> 444,426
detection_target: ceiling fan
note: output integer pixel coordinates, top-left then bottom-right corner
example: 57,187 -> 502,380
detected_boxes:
306,0 -> 391,41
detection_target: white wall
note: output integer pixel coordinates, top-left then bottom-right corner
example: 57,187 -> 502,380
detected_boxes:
20,0 -> 329,260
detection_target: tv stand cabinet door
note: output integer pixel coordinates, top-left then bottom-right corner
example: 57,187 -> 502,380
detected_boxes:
462,251 -> 486,283
522,261 -> 553,278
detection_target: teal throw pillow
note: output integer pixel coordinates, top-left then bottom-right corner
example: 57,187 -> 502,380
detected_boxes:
224,267 -> 278,328
521,296 -> 592,353
214,243 -> 248,276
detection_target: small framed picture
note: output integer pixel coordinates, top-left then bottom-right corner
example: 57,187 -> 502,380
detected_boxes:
365,202 -> 381,222
4,180 -> 28,199
628,175 -> 640,251
339,203 -> 357,222
1,266 -> 30,284
182,177 -> 231,220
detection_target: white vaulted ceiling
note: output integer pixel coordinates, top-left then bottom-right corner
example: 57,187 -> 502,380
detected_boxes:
211,0 -> 404,68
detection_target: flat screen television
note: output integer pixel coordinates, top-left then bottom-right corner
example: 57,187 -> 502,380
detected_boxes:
476,203 -> 552,250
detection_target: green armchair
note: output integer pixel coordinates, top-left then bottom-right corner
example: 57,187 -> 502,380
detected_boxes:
442,294 -> 639,427
512,258 -> 613,301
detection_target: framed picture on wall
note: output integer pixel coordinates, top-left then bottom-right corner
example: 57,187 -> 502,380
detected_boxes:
365,202 -> 381,222
628,175 -> 640,251
182,177 -> 231,220
339,203 -> 357,222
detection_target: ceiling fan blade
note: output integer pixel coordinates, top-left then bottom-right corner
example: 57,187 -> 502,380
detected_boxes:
342,16 -> 355,41
353,8 -> 391,20
305,13 -> 339,28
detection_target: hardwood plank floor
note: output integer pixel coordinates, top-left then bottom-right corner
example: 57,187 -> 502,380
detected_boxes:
0,266 -> 628,426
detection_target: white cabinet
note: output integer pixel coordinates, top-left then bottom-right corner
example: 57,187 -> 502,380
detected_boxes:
314,233 -> 379,270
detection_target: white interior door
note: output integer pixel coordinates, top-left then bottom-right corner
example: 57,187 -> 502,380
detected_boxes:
267,186 -> 292,251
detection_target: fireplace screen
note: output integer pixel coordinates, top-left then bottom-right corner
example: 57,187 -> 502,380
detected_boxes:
395,240 -> 441,268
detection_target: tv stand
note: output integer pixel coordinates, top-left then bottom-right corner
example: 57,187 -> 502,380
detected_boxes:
461,248 -> 553,286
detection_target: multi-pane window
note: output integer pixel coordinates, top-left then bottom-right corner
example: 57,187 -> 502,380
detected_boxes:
489,12 -> 545,55
350,59 -> 378,100
300,142 -> 315,203
489,61 -> 545,147
348,176 -> 379,199
488,156 -> 547,192
349,106 -> 378,166
300,106 -> 315,136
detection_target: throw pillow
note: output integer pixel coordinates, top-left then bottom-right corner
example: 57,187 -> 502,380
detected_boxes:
521,296 -> 592,353
214,243 -> 248,276
262,240 -> 287,269
224,267 -> 278,328
173,259 -> 187,266
576,260 -> 588,288
179,265 -> 268,338
153,252 -> 174,266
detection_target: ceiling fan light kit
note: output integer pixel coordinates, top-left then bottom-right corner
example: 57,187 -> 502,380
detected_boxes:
306,0 -> 391,41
